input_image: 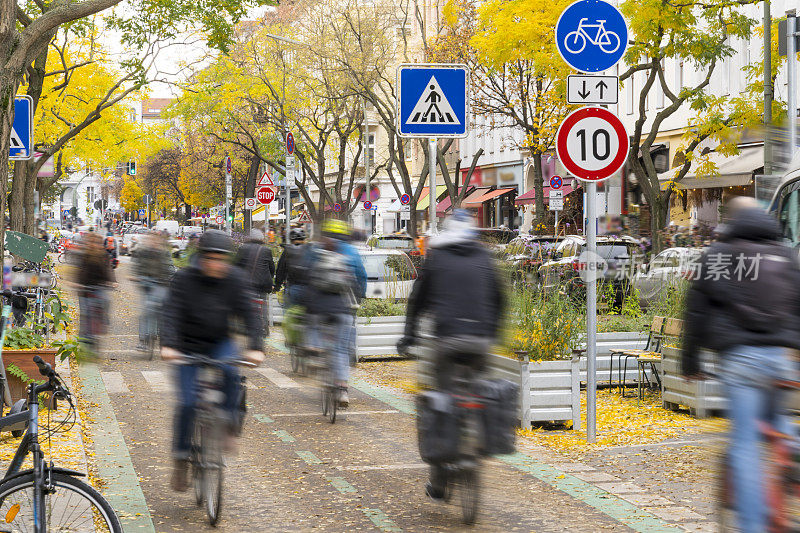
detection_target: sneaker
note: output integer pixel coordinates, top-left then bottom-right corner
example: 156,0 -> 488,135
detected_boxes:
338,387 -> 349,408
170,459 -> 189,492
425,482 -> 445,502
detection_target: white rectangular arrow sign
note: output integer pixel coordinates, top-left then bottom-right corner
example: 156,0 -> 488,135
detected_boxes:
567,75 -> 618,105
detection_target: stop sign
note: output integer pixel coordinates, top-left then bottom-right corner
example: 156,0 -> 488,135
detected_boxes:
257,187 -> 276,204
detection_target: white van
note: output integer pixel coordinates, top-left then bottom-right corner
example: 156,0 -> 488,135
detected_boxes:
358,249 -> 417,300
153,220 -> 180,237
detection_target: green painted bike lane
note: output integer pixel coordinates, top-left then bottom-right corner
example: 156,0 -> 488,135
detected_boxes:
77,361 -> 155,532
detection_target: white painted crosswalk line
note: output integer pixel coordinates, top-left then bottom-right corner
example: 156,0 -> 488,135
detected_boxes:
100,372 -> 130,394
141,371 -> 170,392
255,367 -> 301,389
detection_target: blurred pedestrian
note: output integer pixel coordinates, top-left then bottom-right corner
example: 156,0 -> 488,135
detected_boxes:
74,232 -> 115,352
273,227 -> 308,307
234,228 -> 275,335
682,197 -> 800,533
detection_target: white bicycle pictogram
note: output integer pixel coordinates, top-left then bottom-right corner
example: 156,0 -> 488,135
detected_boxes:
564,18 -> 621,55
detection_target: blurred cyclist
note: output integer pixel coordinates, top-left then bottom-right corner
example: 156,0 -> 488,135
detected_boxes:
160,229 -> 265,491
682,197 -> 800,533
299,219 -> 366,407
132,232 -> 172,351
273,227 -> 308,306
397,209 -> 505,501
75,231 -> 116,352
234,228 -> 275,334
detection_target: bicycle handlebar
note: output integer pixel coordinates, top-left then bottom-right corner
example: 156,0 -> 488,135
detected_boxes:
33,355 -> 55,380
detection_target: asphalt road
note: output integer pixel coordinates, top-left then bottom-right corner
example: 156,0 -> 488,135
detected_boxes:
89,258 -> 632,532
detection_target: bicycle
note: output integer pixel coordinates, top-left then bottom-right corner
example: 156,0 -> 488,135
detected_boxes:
137,280 -> 165,360
307,314 -> 346,424
564,18 -> 621,55
437,359 -> 484,525
0,355 -> 122,532
179,353 -> 253,526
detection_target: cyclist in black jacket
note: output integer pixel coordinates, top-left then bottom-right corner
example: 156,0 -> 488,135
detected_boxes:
398,209 -> 505,501
161,230 -> 264,491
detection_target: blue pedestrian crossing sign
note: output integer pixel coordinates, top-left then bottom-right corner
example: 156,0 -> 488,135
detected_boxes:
556,0 -> 628,73
397,64 -> 468,138
138,209 -> 146,217
9,96 -> 33,160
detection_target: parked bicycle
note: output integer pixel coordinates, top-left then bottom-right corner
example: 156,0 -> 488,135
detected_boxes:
0,355 -> 123,532
179,353 -> 253,526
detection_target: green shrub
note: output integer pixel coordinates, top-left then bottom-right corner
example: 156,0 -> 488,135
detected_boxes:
357,299 -> 406,318
4,328 -> 45,349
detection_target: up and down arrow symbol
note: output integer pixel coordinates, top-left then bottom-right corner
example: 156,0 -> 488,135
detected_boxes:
577,80 -> 591,100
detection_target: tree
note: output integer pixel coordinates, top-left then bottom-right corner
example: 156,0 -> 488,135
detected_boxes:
120,176 -> 143,213
619,0 -> 758,247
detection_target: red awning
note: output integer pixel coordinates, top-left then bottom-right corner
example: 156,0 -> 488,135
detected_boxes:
436,186 -> 474,215
463,187 -> 516,207
515,184 -> 576,205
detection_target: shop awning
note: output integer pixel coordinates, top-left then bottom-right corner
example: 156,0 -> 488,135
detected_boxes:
658,145 -> 763,190
436,186 -> 475,215
463,187 -> 515,207
515,184 -> 576,205
416,186 -> 447,211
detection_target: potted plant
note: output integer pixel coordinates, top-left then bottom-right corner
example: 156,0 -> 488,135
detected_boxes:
3,327 -> 57,403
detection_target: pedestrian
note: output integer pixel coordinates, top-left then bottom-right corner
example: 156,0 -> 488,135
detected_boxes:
74,232 -> 116,352
682,197 -> 800,533
234,228 -> 275,335
132,232 -> 173,351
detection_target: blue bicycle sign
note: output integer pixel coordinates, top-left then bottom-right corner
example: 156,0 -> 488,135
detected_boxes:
556,0 -> 628,72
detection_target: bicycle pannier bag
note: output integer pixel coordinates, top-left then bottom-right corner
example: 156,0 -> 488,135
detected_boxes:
416,391 -> 459,463
477,378 -> 518,455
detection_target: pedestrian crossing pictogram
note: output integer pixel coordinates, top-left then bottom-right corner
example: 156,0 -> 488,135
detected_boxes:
406,76 -> 460,125
9,127 -> 24,150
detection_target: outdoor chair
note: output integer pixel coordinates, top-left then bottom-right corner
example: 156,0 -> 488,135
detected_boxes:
609,316 -> 664,394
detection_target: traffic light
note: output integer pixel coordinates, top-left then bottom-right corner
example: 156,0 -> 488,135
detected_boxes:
227,203 -> 235,223
127,161 -> 137,175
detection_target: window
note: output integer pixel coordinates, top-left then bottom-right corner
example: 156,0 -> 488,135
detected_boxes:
403,138 -> 412,161
626,76 -> 634,115
367,133 -> 375,168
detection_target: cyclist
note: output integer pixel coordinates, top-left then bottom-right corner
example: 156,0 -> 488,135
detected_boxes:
682,197 -> 800,533
234,228 -> 275,334
397,209 -> 505,501
74,232 -> 116,351
160,229 -> 265,492
273,227 -> 308,306
299,219 -> 366,407
132,232 -> 172,351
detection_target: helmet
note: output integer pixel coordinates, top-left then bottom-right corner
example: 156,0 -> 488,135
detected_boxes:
321,219 -> 350,237
198,229 -> 233,254
289,228 -> 307,241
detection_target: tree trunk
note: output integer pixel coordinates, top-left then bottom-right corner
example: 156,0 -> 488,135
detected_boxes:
533,153 -> 545,229
649,194 -> 670,252
23,170 -> 35,234
10,162 -> 26,232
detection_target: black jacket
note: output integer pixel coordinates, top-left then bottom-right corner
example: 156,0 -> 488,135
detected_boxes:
234,242 -> 275,294
161,264 -> 264,354
274,243 -> 307,292
404,238 -> 504,341
682,208 -> 800,375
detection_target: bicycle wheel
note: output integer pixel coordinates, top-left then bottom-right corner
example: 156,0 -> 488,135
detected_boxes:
291,347 -> 301,374
321,379 -> 330,416
459,467 -> 479,525
563,30 -> 586,54
328,386 -> 337,424
0,471 -> 122,532
192,425 -> 204,507
201,420 -> 224,525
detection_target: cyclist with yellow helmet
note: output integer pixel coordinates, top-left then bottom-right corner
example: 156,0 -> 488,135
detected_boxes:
298,218 -> 366,406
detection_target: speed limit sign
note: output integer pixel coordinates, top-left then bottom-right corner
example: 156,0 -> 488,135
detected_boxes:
555,106 -> 629,182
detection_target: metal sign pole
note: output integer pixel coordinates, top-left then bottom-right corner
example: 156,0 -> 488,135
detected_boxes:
586,181 -> 597,443
428,137 -> 438,235
554,210 -> 559,239
788,10 -> 797,158
285,164 -> 291,244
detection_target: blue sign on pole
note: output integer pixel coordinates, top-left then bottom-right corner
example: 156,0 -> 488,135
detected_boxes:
62,209 -> 70,219
555,0 -> 628,73
138,209 -> 146,218
397,64 -> 468,137
10,96 -> 33,160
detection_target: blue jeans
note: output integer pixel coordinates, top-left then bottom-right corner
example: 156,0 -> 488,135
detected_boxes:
307,313 -> 352,383
721,345 -> 797,533
172,339 -> 240,459
138,281 -> 166,343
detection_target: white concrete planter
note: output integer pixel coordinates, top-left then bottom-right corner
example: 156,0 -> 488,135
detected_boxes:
577,331 -> 648,385
355,315 -> 406,360
661,345 -> 726,418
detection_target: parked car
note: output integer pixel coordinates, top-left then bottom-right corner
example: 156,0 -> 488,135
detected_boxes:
121,227 -> 147,255
366,232 -> 422,266
153,219 -> 180,236
503,235 -> 564,284
538,235 -> 641,303
633,247 -> 702,309
358,249 -> 417,300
